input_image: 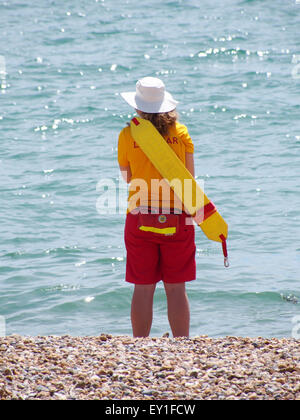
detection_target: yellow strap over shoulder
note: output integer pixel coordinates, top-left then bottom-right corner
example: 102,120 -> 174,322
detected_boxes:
130,117 -> 229,266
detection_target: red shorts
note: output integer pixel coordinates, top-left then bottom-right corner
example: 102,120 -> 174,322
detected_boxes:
124,211 -> 196,285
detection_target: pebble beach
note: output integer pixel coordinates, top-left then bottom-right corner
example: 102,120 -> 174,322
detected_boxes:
1,334 -> 299,400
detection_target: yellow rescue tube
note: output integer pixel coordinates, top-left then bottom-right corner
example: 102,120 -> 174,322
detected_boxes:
130,117 -> 229,267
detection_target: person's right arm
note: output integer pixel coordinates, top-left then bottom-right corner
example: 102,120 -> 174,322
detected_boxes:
185,152 -> 195,177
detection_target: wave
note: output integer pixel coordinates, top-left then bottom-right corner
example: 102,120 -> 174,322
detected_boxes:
190,290 -> 299,305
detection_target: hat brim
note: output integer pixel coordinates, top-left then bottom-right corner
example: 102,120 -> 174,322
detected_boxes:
120,91 -> 178,113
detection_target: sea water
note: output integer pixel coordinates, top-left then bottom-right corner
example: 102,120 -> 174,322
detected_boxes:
0,0 -> 299,338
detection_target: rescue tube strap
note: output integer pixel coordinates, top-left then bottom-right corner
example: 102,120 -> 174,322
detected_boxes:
219,234 -> 229,267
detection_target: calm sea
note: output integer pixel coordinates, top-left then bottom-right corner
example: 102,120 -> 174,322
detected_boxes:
0,0 -> 299,338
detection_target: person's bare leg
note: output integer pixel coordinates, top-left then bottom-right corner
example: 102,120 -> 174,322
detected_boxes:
131,283 -> 157,337
164,282 -> 190,338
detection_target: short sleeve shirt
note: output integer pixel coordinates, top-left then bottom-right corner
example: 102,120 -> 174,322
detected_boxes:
118,122 -> 194,211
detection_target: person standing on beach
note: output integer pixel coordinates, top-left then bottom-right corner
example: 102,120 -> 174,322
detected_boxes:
118,77 -> 196,338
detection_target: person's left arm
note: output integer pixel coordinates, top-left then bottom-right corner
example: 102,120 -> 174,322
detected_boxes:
118,129 -> 132,183
119,165 -> 132,183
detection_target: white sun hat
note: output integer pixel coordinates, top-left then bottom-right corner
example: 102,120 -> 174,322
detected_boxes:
120,77 -> 178,113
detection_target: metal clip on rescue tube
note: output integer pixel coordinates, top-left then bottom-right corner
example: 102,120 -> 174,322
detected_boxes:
130,117 -> 229,267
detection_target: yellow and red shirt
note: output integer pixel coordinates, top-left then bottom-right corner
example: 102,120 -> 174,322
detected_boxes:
118,121 -> 194,211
